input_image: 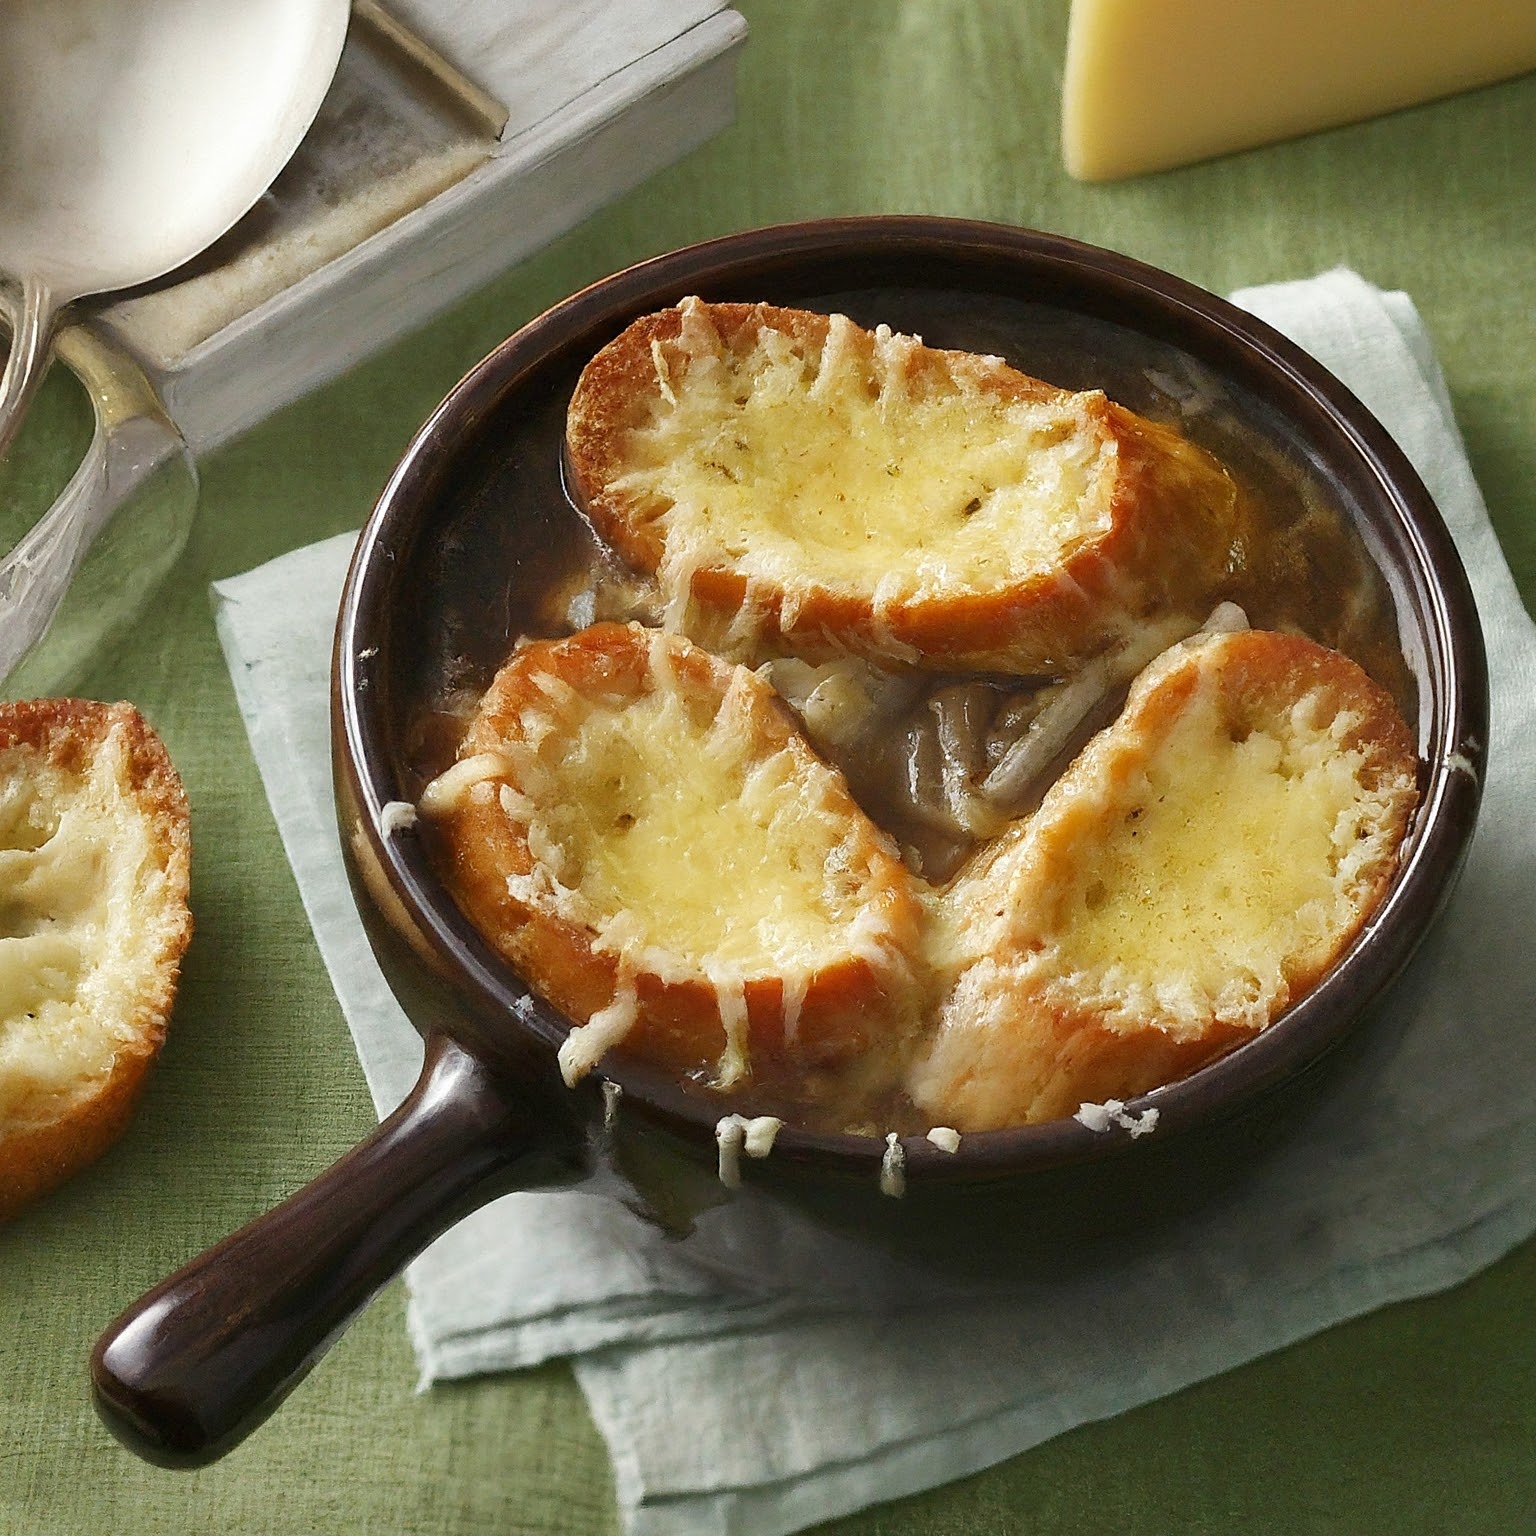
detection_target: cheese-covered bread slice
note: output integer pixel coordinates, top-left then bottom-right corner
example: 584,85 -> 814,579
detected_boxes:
1,700 -> 192,1219
908,628 -> 1418,1129
420,622 -> 924,1090
565,298 -> 1252,672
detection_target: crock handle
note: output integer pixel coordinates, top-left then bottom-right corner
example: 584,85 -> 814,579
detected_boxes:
90,1034 -> 582,1467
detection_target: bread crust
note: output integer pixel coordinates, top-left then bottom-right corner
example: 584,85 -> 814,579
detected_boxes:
422,623 -> 924,1087
910,629 -> 1419,1129
566,300 -> 1253,672
0,699 -> 192,1219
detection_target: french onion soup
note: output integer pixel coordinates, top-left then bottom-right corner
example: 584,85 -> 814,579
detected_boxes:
409,299 -> 1419,1138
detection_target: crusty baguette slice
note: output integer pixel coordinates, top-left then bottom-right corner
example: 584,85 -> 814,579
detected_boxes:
565,298 -> 1253,672
908,629 -> 1418,1129
0,700 -> 192,1219
420,622 -> 924,1090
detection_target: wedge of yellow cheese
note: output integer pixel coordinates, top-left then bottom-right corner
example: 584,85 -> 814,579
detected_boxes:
1062,0 -> 1536,181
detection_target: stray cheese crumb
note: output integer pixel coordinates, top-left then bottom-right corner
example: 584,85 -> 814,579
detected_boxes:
380,800 -> 418,836
742,1114 -> 783,1158
925,1126 -> 961,1153
1074,1099 -> 1160,1137
1074,1101 -> 1114,1133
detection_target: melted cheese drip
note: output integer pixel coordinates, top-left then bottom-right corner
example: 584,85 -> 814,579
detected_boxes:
715,1114 -> 746,1187
879,1131 -> 907,1197
418,752 -> 514,817
713,1113 -> 783,1187
618,308 -> 1116,599
558,984 -> 637,1086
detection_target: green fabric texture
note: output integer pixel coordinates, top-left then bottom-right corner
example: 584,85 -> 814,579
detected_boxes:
4,1 -> 1535,1531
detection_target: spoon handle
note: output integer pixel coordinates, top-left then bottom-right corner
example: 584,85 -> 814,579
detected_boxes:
0,274 -> 62,463
89,1033 -> 587,1468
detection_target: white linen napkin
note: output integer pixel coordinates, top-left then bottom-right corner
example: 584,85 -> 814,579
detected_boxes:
212,270 -> 1536,1536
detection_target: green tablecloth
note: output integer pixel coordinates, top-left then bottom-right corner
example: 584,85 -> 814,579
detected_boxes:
5,3 -> 1535,1530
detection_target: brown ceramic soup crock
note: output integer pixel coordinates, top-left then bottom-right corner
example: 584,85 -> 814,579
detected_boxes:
91,218 -> 1487,1468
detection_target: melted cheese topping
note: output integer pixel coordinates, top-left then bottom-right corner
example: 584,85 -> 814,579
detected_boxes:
616,307 -> 1116,600
523,667 -> 876,969
1046,677 -> 1381,1009
0,735 -> 161,1120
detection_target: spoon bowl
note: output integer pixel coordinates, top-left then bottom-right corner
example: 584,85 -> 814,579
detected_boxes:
0,0 -> 350,458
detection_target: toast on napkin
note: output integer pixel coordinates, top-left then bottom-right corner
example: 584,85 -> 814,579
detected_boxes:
1,700 -> 191,1218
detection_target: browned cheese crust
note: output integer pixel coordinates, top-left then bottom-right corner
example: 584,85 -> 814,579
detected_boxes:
0,699 -> 192,1219
909,629 -> 1419,1129
420,622 -> 925,1089
565,299 -> 1255,672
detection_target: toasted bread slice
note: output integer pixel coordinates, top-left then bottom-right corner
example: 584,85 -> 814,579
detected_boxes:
565,298 -> 1252,671
420,622 -> 924,1090
908,629 -> 1418,1129
1,700 -> 192,1219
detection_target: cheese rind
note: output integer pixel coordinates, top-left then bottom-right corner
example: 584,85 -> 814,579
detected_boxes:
1063,0 -> 1536,181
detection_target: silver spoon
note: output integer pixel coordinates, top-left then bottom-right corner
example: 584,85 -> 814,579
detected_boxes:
0,0 -> 351,461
